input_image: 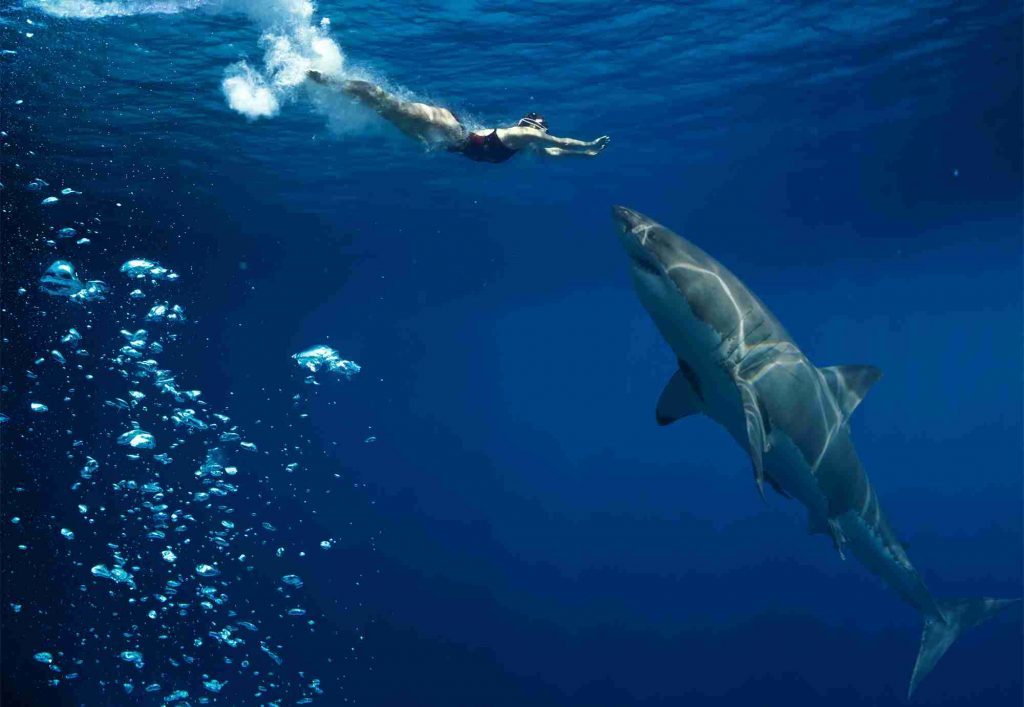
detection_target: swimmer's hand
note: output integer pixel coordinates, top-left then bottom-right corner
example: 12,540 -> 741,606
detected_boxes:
585,135 -> 611,156
540,135 -> 611,158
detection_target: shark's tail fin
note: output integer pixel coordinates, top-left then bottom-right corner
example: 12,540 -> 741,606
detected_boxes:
908,597 -> 1019,698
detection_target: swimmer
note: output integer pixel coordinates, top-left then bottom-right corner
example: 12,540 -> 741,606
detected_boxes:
307,71 -> 610,163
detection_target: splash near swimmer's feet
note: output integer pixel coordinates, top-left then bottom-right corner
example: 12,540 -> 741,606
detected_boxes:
30,0 -> 349,121
220,8 -> 345,120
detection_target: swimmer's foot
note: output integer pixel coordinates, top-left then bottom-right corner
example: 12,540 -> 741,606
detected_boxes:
306,73 -> 377,100
583,135 -> 611,156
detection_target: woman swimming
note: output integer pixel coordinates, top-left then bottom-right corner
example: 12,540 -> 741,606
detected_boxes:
307,71 -> 611,163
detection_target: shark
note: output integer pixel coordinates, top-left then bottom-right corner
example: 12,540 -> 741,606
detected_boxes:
611,205 -> 1017,698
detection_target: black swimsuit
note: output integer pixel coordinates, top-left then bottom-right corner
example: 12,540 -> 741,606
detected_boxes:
450,130 -> 517,164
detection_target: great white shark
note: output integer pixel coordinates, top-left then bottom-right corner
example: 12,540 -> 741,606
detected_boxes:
611,205 -> 1017,697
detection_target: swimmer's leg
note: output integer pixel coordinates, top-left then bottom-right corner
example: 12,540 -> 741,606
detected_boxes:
309,73 -> 463,145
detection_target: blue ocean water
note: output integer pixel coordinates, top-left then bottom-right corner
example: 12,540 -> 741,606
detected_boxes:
1,1 -> 1021,705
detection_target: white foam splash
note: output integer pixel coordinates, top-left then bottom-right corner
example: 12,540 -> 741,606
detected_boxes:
222,62 -> 279,119
31,0 -> 350,121
221,20 -> 345,120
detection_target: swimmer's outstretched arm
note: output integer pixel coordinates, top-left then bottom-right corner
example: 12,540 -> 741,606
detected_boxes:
540,144 -> 608,158
497,127 -> 611,157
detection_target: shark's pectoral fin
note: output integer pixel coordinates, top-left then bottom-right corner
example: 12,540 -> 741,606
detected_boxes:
736,378 -> 770,501
818,365 -> 882,422
655,362 -> 703,426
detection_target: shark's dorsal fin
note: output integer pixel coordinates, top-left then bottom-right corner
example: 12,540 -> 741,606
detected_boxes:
656,365 -> 703,426
818,365 -> 882,422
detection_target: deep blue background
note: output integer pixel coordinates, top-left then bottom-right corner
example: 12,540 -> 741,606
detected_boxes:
2,1 -> 1021,705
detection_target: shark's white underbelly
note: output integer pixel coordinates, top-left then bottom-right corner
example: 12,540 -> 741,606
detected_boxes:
636,275 -> 746,437
636,271 -> 830,525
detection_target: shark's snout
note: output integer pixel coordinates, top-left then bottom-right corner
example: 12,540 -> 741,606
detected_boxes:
612,205 -> 644,234
612,205 -> 664,274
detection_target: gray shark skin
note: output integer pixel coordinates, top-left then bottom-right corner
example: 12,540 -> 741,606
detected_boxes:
611,205 -> 1018,698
